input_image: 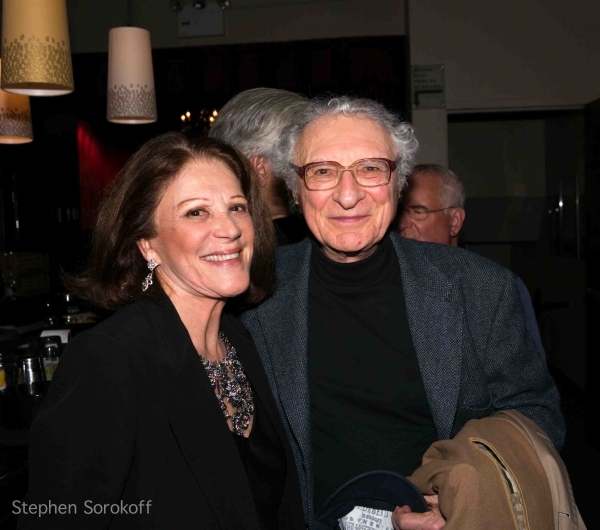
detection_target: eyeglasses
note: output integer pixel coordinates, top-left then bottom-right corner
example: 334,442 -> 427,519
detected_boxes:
400,206 -> 460,221
291,158 -> 398,191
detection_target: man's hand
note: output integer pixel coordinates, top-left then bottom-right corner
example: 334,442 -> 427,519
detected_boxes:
392,495 -> 445,530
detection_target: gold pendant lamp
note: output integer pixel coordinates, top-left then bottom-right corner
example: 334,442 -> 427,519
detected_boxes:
1,0 -> 74,96
0,59 -> 33,144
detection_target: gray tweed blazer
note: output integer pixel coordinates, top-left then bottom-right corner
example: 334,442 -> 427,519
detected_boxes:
241,233 -> 565,523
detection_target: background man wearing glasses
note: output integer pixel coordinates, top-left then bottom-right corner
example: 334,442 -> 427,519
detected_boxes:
395,164 -> 466,247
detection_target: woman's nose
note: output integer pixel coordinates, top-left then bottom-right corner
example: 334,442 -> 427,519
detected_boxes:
332,169 -> 365,209
214,213 -> 242,239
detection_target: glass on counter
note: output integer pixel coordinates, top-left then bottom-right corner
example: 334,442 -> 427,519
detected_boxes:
39,336 -> 62,381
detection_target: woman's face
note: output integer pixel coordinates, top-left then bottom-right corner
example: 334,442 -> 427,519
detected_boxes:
294,115 -> 399,263
139,158 -> 254,301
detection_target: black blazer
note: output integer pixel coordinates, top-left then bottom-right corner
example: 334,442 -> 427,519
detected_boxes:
19,298 -> 305,529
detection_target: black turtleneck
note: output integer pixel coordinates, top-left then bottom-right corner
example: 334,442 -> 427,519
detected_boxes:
307,235 -> 437,510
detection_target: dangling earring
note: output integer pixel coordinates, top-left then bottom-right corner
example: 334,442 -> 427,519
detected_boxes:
142,259 -> 158,291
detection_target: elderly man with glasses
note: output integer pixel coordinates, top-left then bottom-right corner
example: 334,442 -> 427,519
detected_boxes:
240,96 -> 564,530
395,164 -> 466,247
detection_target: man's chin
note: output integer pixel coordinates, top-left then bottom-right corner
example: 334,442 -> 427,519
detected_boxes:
321,238 -> 381,262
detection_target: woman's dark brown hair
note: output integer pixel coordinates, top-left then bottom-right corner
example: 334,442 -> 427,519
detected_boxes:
65,132 -> 275,310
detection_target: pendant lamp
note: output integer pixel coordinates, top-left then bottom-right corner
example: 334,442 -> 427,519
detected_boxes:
1,0 -> 74,96
107,27 -> 157,124
0,60 -> 33,144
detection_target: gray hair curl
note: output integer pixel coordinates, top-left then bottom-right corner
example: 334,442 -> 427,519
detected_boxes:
209,87 -> 309,171
410,164 -> 466,208
273,96 -> 418,195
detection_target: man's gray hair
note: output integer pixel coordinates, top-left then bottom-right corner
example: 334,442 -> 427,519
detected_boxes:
209,88 -> 309,171
410,164 -> 466,208
273,96 -> 418,195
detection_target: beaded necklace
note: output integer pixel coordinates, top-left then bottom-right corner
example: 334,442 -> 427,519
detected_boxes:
200,331 -> 254,436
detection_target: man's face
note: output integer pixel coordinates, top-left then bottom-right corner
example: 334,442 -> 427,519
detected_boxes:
397,172 -> 458,246
294,115 -> 399,263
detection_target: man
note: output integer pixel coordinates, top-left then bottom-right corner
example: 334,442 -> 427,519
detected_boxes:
394,164 -> 466,246
396,164 -> 545,359
209,87 -> 309,245
241,96 -> 564,529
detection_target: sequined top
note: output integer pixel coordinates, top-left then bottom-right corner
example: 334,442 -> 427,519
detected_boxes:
201,331 -> 286,529
200,331 -> 254,436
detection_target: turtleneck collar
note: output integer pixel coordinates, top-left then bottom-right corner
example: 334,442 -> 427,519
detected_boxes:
309,233 -> 395,290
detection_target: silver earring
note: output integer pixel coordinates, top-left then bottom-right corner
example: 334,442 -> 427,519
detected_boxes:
142,259 -> 158,291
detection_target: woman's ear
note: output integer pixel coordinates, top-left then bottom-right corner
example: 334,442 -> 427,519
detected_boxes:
136,239 -> 157,263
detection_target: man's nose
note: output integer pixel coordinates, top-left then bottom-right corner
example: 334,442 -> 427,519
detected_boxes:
332,169 -> 365,209
397,208 -> 412,231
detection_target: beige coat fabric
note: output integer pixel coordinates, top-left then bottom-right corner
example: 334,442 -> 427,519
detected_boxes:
498,411 -> 586,530
408,410 -> 585,530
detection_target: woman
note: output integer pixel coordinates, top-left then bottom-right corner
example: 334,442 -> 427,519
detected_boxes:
240,96 -> 565,529
19,134 -> 305,529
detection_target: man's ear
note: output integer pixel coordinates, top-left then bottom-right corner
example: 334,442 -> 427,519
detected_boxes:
450,208 -> 466,237
249,155 -> 271,187
136,239 -> 157,264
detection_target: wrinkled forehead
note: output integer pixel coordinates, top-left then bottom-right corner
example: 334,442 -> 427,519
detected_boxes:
294,114 -> 397,163
403,172 -> 445,206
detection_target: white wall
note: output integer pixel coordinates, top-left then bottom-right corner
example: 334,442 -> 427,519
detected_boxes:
409,0 -> 600,112
65,0 -> 405,54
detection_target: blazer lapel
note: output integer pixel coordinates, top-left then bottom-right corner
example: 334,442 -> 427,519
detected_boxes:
255,241 -> 312,462
138,299 -> 260,530
391,235 -> 464,440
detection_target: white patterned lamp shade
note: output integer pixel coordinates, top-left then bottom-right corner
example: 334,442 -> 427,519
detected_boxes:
0,60 -> 33,144
107,27 -> 157,124
1,0 -> 74,96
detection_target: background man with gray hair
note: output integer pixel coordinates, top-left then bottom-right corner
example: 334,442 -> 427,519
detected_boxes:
395,164 -> 466,246
210,87 -> 309,245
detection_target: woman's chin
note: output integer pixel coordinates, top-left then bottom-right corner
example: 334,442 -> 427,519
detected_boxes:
212,279 -> 251,300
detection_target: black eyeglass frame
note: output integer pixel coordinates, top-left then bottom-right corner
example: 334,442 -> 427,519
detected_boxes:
290,158 -> 398,191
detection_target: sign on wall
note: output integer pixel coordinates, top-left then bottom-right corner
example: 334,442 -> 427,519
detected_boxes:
411,64 -> 446,109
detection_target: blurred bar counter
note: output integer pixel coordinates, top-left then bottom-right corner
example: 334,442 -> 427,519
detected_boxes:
0,293 -> 106,529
